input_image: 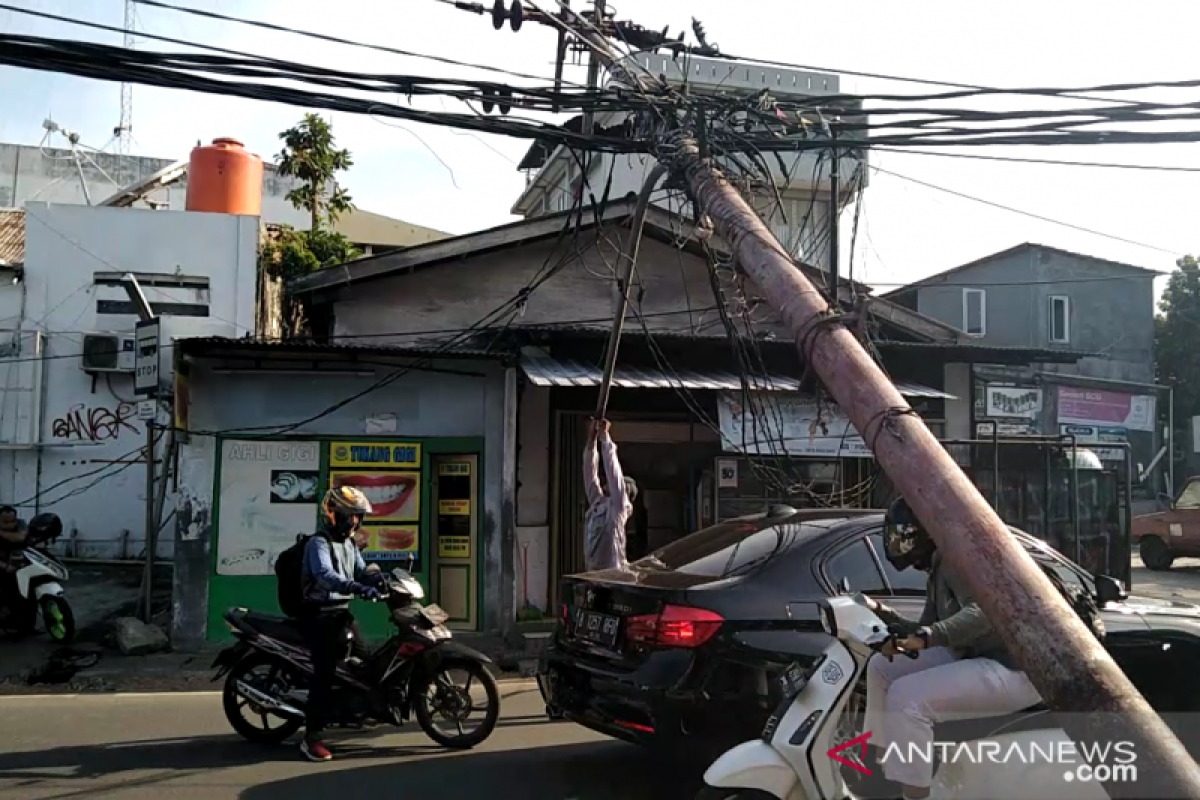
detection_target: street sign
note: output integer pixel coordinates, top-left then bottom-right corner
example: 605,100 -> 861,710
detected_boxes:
137,399 -> 156,421
135,318 -> 161,397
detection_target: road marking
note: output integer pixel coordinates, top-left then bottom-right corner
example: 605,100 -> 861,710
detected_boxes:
0,678 -> 540,701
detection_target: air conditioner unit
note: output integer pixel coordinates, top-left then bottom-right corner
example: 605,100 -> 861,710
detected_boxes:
80,333 -> 136,373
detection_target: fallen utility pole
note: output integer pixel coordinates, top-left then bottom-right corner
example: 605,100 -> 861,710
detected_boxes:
555,9 -> 1200,798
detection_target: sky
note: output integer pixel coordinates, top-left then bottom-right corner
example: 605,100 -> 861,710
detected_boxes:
2,0 -> 1199,299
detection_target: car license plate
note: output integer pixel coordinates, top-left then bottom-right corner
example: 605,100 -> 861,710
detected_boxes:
573,609 -> 620,649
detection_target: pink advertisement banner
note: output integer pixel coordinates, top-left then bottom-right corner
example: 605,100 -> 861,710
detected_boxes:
1056,386 -> 1155,432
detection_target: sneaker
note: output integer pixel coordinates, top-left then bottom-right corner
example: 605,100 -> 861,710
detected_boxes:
300,738 -> 332,762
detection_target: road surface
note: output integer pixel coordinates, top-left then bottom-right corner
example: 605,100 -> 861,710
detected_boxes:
0,681 -> 705,800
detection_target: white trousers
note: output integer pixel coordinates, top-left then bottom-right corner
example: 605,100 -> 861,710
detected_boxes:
862,647 -> 1042,787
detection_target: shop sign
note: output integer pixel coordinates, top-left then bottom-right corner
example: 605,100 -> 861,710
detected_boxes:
216,439 -> 321,576
1059,424 -> 1128,462
329,441 -> 421,469
439,499 -> 470,516
329,440 -> 423,561
717,458 -> 739,488
1057,387 -> 1155,432
984,385 -> 1042,419
716,392 -> 870,458
438,536 -> 471,558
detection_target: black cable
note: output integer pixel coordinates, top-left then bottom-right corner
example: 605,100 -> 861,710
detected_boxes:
130,0 -> 589,88
872,145 -> 1200,174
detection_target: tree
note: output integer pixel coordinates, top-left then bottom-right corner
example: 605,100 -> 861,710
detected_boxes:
276,113 -> 355,230
1156,255 -> 1200,422
258,114 -> 360,335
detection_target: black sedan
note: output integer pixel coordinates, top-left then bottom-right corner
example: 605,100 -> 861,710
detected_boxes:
537,506 -> 1200,760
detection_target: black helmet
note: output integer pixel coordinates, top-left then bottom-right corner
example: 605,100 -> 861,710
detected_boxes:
882,496 -> 933,572
28,512 -> 63,543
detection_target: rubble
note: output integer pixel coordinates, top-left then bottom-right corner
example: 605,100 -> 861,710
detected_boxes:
109,617 -> 170,656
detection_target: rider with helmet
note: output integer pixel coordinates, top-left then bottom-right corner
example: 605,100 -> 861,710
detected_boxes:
859,496 -> 1042,799
299,485 -> 386,763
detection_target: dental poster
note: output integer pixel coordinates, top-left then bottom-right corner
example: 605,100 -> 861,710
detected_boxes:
327,441 -> 423,561
216,439 -> 321,576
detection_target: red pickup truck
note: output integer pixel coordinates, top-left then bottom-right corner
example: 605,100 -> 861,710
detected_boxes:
1133,476 -> 1200,570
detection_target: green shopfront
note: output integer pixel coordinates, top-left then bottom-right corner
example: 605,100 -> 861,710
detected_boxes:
168,338 -> 516,649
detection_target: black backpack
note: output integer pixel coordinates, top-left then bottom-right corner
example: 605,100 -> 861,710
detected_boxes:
1038,561 -> 1107,644
275,533 -> 322,618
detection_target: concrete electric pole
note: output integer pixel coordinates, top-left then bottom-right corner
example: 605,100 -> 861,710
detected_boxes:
545,7 -> 1200,798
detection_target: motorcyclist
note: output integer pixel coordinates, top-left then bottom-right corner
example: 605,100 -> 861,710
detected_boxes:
859,496 -> 1042,800
298,485 -> 386,763
0,506 -> 28,620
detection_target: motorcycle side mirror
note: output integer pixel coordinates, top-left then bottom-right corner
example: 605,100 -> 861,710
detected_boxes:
1095,574 -> 1126,606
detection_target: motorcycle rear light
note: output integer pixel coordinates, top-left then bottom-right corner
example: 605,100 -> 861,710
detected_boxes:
626,604 -> 724,649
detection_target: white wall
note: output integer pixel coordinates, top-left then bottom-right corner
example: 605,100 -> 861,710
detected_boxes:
0,142 -> 308,227
3,202 -> 257,559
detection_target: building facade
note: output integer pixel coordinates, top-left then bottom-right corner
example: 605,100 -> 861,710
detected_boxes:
510,53 -> 866,270
886,242 -> 1165,498
0,201 -> 256,560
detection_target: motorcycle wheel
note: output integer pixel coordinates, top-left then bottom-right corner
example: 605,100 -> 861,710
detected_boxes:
414,658 -> 500,749
40,596 -> 75,643
222,653 -> 304,745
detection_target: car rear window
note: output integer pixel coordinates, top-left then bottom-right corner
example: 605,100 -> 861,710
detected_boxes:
639,515 -> 840,579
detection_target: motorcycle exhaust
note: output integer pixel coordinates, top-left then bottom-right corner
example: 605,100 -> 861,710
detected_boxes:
234,680 -> 305,719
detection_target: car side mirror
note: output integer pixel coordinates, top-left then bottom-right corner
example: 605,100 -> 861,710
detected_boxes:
1095,574 -> 1126,606
837,576 -> 851,595
1157,492 -> 1175,511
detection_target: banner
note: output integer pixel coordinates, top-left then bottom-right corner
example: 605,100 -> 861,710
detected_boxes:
717,392 -> 871,458
328,440 -> 423,561
984,385 -> 1042,419
1060,424 -> 1128,462
216,440 -> 320,576
1057,387 -> 1155,432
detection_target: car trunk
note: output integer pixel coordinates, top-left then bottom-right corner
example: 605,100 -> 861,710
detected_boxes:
558,567 -> 723,668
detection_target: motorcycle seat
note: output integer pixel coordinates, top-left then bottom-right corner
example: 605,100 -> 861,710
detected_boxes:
931,703 -> 1052,744
226,608 -> 304,644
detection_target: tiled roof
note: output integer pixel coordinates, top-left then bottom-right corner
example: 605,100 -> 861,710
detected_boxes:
0,209 -> 24,265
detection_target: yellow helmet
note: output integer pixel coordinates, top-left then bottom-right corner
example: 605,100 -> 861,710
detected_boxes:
322,485 -> 373,528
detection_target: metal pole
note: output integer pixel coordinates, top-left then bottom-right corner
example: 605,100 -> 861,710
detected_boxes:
1168,386 -> 1175,494
593,164 -> 666,419
139,421 -> 156,623
828,127 -> 839,292
559,18 -> 1200,795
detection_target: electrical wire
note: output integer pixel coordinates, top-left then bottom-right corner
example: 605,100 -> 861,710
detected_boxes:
130,0 -> 590,88
872,146 -> 1200,174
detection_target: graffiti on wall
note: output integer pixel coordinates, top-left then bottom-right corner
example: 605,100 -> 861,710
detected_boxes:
51,402 -> 139,441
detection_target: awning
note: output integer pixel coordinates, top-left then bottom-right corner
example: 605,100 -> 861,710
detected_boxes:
519,356 -> 956,399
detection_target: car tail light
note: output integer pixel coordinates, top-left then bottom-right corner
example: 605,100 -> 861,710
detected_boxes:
626,604 -> 724,649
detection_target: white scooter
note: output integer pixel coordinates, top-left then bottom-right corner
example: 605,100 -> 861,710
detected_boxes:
697,595 -> 1111,800
2,537 -> 73,643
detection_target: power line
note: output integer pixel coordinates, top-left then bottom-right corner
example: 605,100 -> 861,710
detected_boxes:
872,165 -> 1182,256
130,0 -> 586,88
873,145 -> 1200,174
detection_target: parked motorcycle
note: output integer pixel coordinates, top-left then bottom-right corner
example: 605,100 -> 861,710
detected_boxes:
212,565 -> 501,749
698,594 -> 1110,800
0,525 -> 73,643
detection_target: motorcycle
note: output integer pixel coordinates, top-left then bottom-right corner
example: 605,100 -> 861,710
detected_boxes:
697,594 -> 1109,800
0,529 -> 73,643
211,563 -> 501,749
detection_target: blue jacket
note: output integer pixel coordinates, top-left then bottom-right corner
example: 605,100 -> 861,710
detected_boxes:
301,532 -> 366,608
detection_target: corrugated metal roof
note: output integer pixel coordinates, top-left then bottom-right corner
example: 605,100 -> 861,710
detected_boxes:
178,336 -> 503,360
0,209 -> 24,266
520,356 -> 956,399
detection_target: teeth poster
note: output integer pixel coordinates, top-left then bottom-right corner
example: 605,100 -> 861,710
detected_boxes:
327,441 -> 423,561
329,470 -> 420,522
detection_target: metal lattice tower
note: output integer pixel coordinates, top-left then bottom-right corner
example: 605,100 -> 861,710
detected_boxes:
116,0 -> 135,155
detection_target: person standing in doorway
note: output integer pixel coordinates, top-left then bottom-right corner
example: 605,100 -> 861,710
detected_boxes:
582,418 -> 636,571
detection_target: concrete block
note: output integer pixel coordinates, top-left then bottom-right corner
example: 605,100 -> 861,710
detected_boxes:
110,617 -> 170,656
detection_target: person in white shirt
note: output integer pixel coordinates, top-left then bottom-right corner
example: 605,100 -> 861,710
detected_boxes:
582,418 -> 637,571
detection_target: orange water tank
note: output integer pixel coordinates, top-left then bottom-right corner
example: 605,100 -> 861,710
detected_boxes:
185,138 -> 264,216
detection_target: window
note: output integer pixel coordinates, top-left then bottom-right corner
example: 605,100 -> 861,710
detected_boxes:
645,519 -> 828,580
1176,479 -> 1200,510
962,289 -> 986,337
867,532 -> 927,594
1049,295 -> 1070,343
824,540 -> 887,594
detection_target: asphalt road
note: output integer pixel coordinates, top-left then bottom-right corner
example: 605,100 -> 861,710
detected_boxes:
0,681 -> 706,800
